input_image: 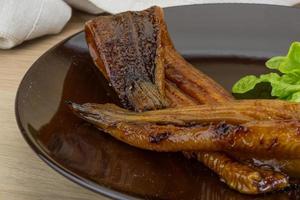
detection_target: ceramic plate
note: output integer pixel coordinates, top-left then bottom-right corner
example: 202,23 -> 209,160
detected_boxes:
16,4 -> 300,200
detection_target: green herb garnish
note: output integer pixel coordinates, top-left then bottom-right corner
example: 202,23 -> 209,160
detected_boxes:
232,42 -> 300,102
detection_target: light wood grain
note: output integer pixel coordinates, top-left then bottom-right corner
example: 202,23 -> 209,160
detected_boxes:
0,11 -> 109,200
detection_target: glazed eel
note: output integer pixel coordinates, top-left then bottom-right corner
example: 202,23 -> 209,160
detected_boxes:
73,6 -> 296,194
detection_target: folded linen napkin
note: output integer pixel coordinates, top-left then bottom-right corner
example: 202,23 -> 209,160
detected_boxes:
0,0 -> 299,49
0,0 -> 71,49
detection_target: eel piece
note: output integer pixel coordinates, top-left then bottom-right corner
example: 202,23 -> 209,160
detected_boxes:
228,152 -> 300,178
85,6 -> 168,111
69,102 -> 300,159
165,80 -> 197,107
164,49 -> 233,104
252,159 -> 300,179
191,152 -> 288,194
69,100 -> 300,126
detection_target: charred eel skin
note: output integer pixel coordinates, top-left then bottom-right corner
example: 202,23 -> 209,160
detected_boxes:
85,6 -> 168,111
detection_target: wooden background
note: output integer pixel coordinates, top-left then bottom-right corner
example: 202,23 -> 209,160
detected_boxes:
0,11 -> 109,200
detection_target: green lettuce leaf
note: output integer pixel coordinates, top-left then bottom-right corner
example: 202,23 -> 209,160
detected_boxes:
232,42 -> 300,102
265,56 -> 286,70
289,91 -> 300,102
232,75 -> 260,93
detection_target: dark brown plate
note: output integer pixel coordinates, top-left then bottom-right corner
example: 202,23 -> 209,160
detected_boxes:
15,4 -> 300,200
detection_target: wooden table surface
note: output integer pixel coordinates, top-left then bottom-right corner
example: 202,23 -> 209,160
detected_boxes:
0,11 -> 109,200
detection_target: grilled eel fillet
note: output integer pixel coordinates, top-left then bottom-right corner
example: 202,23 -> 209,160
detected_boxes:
81,6 -> 289,194
85,6 -> 168,112
71,100 -> 300,125
69,102 -> 300,158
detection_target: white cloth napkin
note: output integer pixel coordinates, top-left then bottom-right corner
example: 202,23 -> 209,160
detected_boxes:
0,0 -> 71,49
0,0 -> 299,49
